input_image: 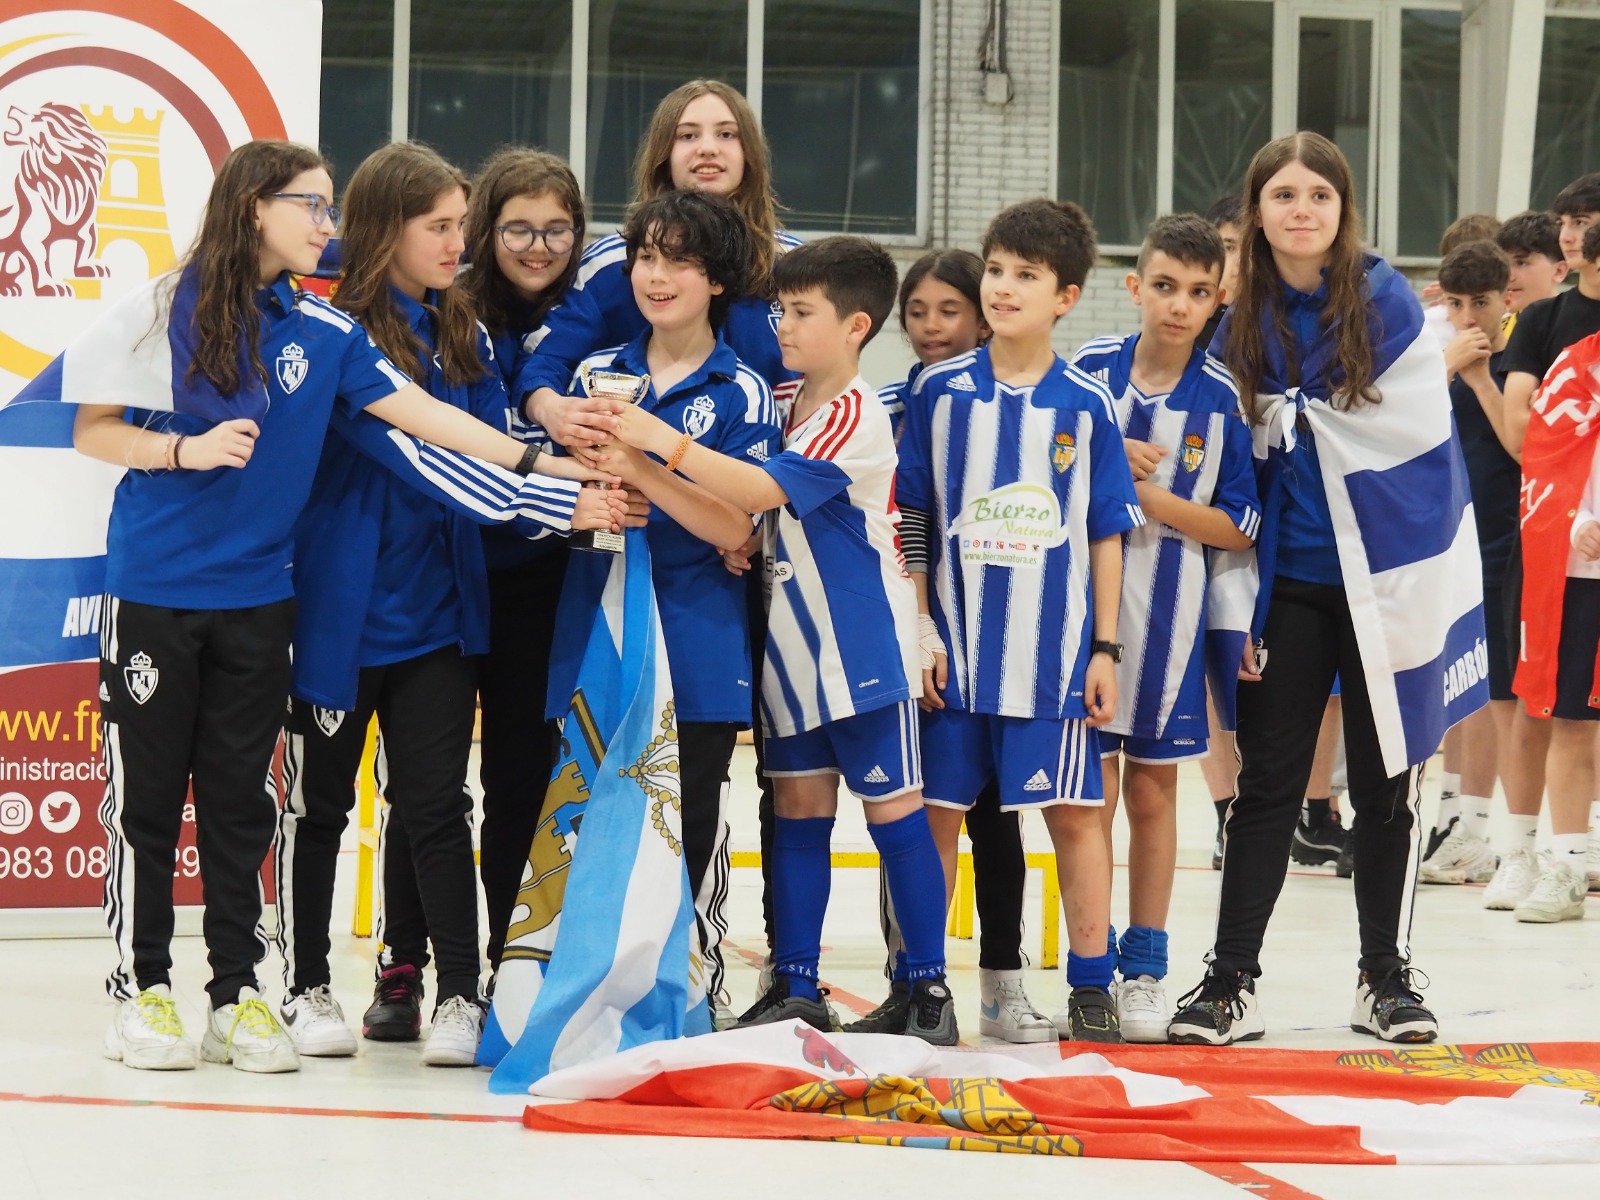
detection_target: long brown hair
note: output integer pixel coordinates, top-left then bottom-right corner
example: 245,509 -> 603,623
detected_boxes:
335,142 -> 483,386
180,139 -> 327,395
1225,131 -> 1378,420
460,147 -> 585,338
632,80 -> 780,295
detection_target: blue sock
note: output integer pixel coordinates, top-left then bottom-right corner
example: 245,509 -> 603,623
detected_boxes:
1106,923 -> 1119,971
869,809 -> 947,985
772,816 -> 834,1001
1117,925 -> 1169,981
891,950 -> 909,984
1066,949 -> 1117,992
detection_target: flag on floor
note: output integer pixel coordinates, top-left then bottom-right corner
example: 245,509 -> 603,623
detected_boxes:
521,1024 -> 1600,1164
482,527 -> 710,1091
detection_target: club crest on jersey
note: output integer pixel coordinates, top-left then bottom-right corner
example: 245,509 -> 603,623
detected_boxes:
683,395 -> 717,439
124,651 -> 158,705
312,706 -> 345,737
1051,432 -> 1076,473
1180,432 -> 1205,472
277,342 -> 309,393
768,299 -> 783,336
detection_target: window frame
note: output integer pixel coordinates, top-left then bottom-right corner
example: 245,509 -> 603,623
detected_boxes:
371,0 -> 930,244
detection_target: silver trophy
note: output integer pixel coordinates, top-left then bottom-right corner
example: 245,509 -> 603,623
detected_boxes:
570,365 -> 652,554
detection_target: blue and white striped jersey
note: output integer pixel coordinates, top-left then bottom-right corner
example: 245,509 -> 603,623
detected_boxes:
1071,334 -> 1260,742
896,347 -> 1144,720
876,361 -> 922,445
759,377 -> 919,737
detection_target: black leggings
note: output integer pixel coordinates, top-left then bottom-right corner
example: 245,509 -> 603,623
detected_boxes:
1214,576 -> 1423,979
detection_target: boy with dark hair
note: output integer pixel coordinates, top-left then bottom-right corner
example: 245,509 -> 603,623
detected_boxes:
1198,196 -> 1243,353
899,199 -> 1144,1042
1420,241 -> 1518,887
1495,211 -> 1569,316
606,235 -> 959,1044
1072,213 -> 1259,1040
557,190 -> 781,1006
1494,173 -> 1600,918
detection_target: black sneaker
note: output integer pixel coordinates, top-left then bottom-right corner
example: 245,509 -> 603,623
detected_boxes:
1168,967 -> 1264,1045
1351,966 -> 1437,1043
734,973 -> 831,1032
903,978 -> 958,1046
843,980 -> 911,1034
362,963 -> 423,1042
1424,815 -> 1457,862
1061,985 -> 1122,1043
1290,809 -> 1348,866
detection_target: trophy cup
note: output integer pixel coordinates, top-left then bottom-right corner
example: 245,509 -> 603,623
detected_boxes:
569,364 -> 652,554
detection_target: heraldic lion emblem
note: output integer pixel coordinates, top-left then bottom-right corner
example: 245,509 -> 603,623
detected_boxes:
0,103 -> 110,297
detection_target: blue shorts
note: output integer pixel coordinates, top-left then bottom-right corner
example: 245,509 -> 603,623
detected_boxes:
920,707 -> 1104,811
763,699 -> 922,802
1098,731 -> 1209,764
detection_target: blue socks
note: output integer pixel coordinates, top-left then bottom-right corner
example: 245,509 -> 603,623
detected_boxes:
1117,925 -> 1168,981
868,808 -> 947,984
1066,949 -> 1117,992
771,816 -> 834,1000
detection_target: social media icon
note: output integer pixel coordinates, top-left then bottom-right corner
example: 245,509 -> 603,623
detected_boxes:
39,791 -> 80,835
0,792 -> 33,835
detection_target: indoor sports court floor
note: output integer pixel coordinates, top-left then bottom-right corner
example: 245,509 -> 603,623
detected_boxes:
3,748 -> 1595,1198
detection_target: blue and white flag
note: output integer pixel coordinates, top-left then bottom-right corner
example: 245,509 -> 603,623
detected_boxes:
1203,546 -> 1259,733
483,527 -> 710,1093
1233,255 -> 1488,775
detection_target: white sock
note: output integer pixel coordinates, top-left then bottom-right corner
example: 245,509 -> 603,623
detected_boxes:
1551,833 -> 1587,870
1440,770 -> 1461,800
1436,793 -> 1461,831
1460,795 -> 1492,839
1505,813 -> 1538,854
1589,799 -> 1600,840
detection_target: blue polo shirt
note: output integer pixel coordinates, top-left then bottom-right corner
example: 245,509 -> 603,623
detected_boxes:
546,329 -> 780,724
1267,280 -> 1342,586
104,273 -> 409,608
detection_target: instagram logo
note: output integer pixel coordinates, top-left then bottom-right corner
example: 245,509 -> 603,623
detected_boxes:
0,792 -> 33,835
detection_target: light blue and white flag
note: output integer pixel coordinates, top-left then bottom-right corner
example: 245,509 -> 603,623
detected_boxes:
1225,255 -> 1488,775
483,527 -> 710,1093
1203,546 -> 1258,733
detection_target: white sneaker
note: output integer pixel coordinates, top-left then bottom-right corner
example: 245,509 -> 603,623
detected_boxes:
201,987 -> 300,1073
280,985 -> 357,1057
1419,825 -> 1498,885
1482,846 -> 1540,910
977,968 -> 1055,1043
103,984 -> 197,1070
1115,975 -> 1170,1043
1513,861 -> 1588,923
1586,834 -> 1600,893
422,995 -> 484,1067
712,988 -> 737,1032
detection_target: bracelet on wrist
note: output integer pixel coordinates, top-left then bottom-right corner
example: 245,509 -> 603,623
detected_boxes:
514,442 -> 542,475
665,432 -> 693,473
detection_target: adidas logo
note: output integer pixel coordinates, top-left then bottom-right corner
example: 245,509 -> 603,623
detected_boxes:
863,765 -> 890,784
99,681 -> 110,702
946,371 -> 977,393
1022,769 -> 1051,792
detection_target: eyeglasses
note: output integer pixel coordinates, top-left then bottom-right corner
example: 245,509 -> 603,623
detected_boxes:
270,193 -> 341,228
495,223 -> 576,255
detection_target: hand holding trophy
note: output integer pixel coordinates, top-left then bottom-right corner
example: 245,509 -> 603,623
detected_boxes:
569,363 -> 651,553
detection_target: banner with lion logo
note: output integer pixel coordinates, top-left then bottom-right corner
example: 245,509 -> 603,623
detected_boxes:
0,1 -> 320,913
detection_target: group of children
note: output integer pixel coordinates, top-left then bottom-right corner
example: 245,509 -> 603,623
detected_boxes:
61,72 -> 1600,1073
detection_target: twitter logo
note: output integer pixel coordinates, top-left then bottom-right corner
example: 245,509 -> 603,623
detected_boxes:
40,791 -> 80,835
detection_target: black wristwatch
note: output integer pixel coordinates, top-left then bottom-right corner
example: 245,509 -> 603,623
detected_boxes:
1091,639 -> 1123,662
513,443 -> 542,475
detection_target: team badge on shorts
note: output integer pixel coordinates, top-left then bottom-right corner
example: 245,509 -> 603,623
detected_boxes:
1180,432 -> 1205,472
124,651 -> 158,705
683,395 -> 717,438
277,342 -> 309,393
1051,432 -> 1076,473
312,706 -> 345,737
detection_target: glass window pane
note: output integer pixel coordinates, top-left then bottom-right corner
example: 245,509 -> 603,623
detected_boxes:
1397,11 -> 1460,258
1058,1 -> 1160,248
1532,16 -> 1600,209
763,0 -> 920,236
321,1 -> 393,189
587,0 -> 746,225
1296,17 -> 1374,223
1172,0 -> 1272,217
409,1 -> 572,176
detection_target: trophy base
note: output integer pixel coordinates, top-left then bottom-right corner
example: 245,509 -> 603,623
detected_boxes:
570,528 -> 625,554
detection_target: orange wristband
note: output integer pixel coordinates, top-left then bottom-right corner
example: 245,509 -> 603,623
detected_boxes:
665,432 -> 693,473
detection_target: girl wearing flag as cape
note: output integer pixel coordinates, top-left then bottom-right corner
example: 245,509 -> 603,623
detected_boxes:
1169,132 -> 1487,1047
272,143 -> 626,1068
65,139 -> 615,1074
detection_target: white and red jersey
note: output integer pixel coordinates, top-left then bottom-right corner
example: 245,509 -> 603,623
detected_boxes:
758,376 -> 919,737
